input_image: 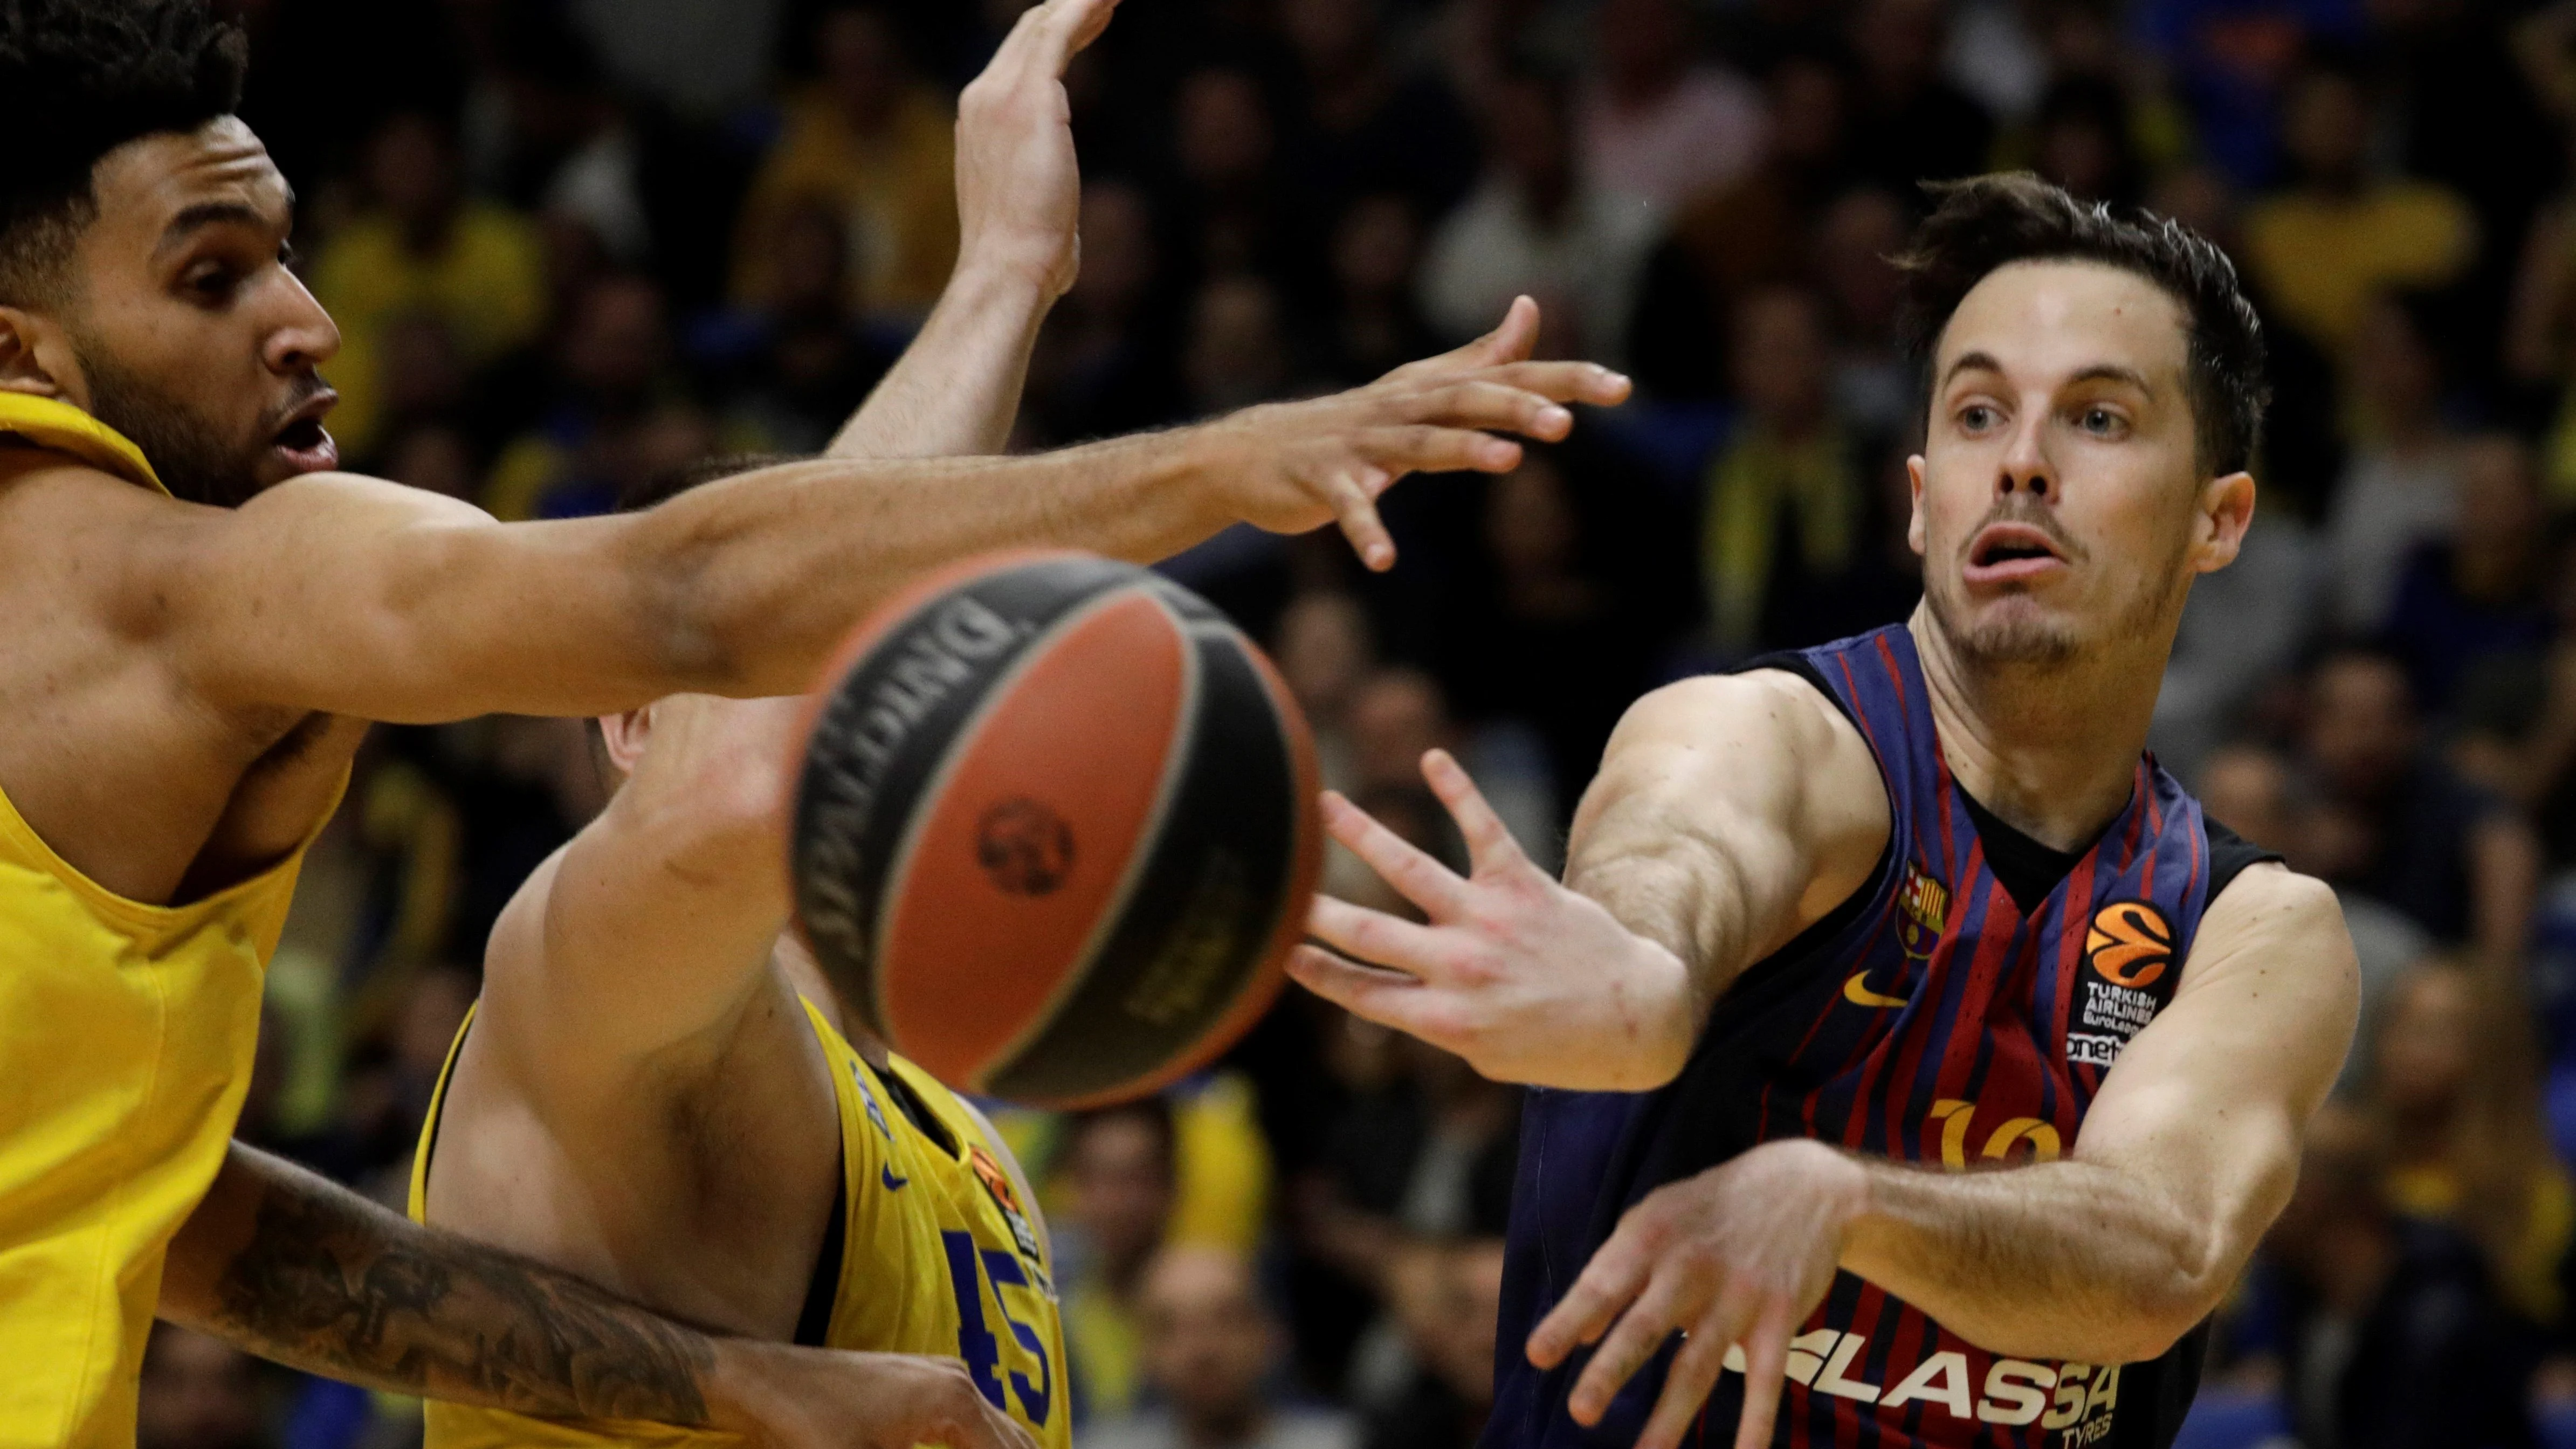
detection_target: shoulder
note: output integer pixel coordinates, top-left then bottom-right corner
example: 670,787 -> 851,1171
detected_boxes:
1608,669 -> 1863,770
2192,863 -> 2359,996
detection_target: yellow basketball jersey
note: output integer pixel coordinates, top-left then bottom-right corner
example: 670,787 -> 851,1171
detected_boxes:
412,1000 -> 1070,1449
0,396 -> 337,1448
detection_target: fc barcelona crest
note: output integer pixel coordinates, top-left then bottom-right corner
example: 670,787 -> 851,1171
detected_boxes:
1895,862 -> 1950,961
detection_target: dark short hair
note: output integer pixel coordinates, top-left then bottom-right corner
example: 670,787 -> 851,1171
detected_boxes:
1895,172 -> 2269,478
0,0 -> 247,305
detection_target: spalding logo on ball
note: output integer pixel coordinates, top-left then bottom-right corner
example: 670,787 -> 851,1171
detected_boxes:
790,550 -> 1322,1108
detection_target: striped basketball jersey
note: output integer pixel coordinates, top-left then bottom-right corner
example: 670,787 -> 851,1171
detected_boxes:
411,999 -> 1069,1449
1491,625 -> 2275,1449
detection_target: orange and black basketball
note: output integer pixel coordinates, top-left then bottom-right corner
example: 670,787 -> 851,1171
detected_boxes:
789,550 -> 1322,1108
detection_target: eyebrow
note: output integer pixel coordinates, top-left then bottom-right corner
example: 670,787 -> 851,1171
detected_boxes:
1939,353 -> 2157,396
155,196 -> 293,259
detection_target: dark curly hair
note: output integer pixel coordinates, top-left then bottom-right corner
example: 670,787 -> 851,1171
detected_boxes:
1895,172 -> 2269,479
0,0 -> 246,305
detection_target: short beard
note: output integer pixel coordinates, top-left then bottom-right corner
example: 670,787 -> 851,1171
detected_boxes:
1926,513 -> 2193,671
71,329 -> 263,508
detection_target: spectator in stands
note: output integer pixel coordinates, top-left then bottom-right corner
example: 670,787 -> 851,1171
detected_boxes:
2242,57 -> 2477,363
1699,287 -> 1904,657
2250,1103 -> 2540,1449
1089,1246 -> 1357,1449
1060,1101 -> 1182,1424
2322,292 -> 2465,634
1167,68 -> 1294,292
485,273 -> 703,520
1362,1238 -> 1506,1449
1844,0 -> 1996,191
692,198 -> 900,454
310,111 -> 547,460
1812,187 -> 1913,441
1575,0 -> 1767,211
1278,0 -> 1480,226
2027,74 -> 2144,207
1420,66 -> 1660,365
733,3 -> 957,322
1626,54 -> 1855,399
2381,435 -> 2557,717
1319,195 -> 1441,387
490,12 -> 653,267
1275,592 -> 1379,798
2152,503 -> 2325,782
1027,181 -> 1182,444
2454,533 -> 2576,870
136,1325 -> 270,1449
2362,960 -> 2575,1331
2300,648 -> 2543,968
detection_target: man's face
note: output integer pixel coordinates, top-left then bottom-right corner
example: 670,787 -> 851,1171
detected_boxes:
1139,1250 -> 1273,1425
38,118 -> 340,506
1911,260 -> 2248,669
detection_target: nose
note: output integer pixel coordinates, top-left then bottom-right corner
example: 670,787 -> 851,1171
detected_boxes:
264,268 -> 342,375
1996,409 -> 2053,501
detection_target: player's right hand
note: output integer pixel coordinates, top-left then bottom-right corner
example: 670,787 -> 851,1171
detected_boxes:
1289,748 -> 1696,1089
952,0 -> 1121,301
1196,297 -> 1631,570
706,1342 -> 1040,1449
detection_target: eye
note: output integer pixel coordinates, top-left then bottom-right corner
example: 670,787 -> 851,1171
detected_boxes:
183,260 -> 241,305
1958,403 -> 1998,432
2076,406 -> 2127,437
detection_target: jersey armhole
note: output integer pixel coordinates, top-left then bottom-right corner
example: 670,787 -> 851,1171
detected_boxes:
793,1141 -> 850,1348
2202,816 -> 2285,908
1723,653 -> 1898,983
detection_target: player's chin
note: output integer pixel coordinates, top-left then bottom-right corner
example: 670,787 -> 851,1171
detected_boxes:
1950,595 -> 2085,665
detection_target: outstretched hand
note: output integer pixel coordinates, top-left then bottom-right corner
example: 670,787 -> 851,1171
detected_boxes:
1208,299 -> 1633,569
953,0 -> 1121,299
1286,748 -> 1692,1089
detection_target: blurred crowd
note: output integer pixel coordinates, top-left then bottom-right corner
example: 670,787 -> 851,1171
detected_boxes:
156,0 -> 2576,1445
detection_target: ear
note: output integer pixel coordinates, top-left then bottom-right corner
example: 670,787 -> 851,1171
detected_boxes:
0,307 -> 73,402
1905,453 -> 1928,557
597,702 -> 656,776
2192,471 -> 2257,574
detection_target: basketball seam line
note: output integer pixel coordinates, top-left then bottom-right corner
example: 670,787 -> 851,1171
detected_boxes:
870,583 -> 1196,1086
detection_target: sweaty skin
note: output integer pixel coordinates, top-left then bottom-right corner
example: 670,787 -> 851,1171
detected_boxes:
1292,260 -> 2359,1449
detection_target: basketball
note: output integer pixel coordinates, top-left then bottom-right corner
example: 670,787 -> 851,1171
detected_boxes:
788,550 -> 1323,1108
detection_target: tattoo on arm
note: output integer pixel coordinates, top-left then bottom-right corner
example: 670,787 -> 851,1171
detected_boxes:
167,1144 -> 717,1422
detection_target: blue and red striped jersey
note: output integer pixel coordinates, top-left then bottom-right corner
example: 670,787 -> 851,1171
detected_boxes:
1489,625 -> 2274,1449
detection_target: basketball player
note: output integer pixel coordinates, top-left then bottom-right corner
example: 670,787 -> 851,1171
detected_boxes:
0,0 -> 1629,1440
1292,175 -> 2360,1449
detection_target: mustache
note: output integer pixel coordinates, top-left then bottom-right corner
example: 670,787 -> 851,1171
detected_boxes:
255,375 -> 333,436
1958,497 -> 2084,564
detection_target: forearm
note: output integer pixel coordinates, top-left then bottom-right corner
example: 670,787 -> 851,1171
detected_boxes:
162,1142 -> 747,1425
634,428 -> 1228,697
829,261 -> 1053,460
1840,1157 -> 2218,1363
1569,841 -> 1787,1027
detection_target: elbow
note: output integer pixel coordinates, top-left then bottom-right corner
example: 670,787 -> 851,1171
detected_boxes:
623,510 -> 750,695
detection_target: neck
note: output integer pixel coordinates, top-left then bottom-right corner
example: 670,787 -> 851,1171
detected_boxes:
1909,601 -> 2172,852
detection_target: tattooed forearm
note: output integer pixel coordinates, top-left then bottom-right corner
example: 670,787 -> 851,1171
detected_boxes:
161,1143 -> 716,1422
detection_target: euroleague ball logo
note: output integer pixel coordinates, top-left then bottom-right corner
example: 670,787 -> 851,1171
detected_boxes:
977,797 -> 1074,895
2084,901 -> 2173,989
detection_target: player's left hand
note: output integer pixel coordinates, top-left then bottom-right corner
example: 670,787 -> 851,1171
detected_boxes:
952,0 -> 1119,299
1528,1139 -> 1868,1449
1287,747 -> 1691,1088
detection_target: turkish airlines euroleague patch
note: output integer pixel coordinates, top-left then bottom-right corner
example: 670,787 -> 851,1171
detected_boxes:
2067,901 -> 2179,1068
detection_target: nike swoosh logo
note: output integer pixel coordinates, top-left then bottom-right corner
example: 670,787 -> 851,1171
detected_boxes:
881,1165 -> 910,1190
1844,972 -> 1907,1009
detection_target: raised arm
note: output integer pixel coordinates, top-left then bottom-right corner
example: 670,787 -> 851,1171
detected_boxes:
828,0 -> 1110,459
1291,671 -> 1887,1089
1524,866 -> 2359,1449
162,1141 -> 1036,1449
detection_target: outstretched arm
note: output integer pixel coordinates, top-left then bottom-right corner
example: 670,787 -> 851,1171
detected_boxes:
107,299 -> 1620,728
162,1141 -> 1036,1449
1291,671 -> 1886,1089
1526,866 -> 2359,1449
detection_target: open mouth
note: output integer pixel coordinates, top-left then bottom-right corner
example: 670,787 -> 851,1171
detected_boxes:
274,417 -> 328,452
266,390 -> 340,474
1964,522 -> 2069,583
